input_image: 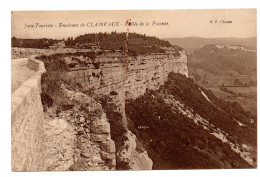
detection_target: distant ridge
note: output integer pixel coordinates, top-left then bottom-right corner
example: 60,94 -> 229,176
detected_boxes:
165,37 -> 256,51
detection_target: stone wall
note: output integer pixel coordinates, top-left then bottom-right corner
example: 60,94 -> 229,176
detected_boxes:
11,56 -> 46,171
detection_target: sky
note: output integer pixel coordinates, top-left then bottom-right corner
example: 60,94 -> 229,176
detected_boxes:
11,9 -> 256,39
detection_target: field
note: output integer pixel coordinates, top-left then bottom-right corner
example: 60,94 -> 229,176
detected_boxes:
206,86 -> 257,116
189,66 -> 257,116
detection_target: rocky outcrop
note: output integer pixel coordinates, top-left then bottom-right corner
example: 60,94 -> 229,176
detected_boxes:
117,130 -> 153,170
131,151 -> 153,170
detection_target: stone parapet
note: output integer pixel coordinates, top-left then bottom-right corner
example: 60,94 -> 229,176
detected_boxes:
11,56 -> 46,171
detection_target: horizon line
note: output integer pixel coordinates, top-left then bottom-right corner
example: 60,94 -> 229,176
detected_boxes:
11,35 -> 257,40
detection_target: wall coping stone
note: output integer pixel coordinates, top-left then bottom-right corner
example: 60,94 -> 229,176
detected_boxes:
11,55 -> 46,126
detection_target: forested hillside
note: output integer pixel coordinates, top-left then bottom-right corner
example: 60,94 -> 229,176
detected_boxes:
126,73 -> 257,169
188,44 -> 256,75
12,32 -> 183,56
65,32 -> 181,56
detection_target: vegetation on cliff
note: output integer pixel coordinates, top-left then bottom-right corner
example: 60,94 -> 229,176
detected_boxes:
126,73 -> 256,169
65,32 -> 178,56
163,73 -> 256,145
36,52 -> 100,98
36,54 -> 70,99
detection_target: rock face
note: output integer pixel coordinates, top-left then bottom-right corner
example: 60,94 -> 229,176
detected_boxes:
117,130 -> 153,170
42,50 -> 187,170
131,151 -> 153,170
65,51 -> 188,98
63,51 -> 188,124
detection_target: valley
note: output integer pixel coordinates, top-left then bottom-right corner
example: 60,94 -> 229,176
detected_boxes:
183,43 -> 257,116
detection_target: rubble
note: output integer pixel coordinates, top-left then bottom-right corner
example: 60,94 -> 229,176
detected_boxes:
43,82 -> 116,171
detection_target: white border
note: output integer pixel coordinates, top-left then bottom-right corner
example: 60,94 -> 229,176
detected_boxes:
1,0 -> 259,177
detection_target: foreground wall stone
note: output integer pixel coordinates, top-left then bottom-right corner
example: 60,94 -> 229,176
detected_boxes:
11,56 -> 46,171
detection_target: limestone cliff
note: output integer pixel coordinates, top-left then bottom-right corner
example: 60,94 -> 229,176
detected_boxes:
12,47 -> 189,171
63,51 -> 188,125
65,51 -> 188,98
59,51 -> 187,170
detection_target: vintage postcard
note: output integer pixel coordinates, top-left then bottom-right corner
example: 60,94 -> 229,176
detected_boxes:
11,9 -> 257,171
